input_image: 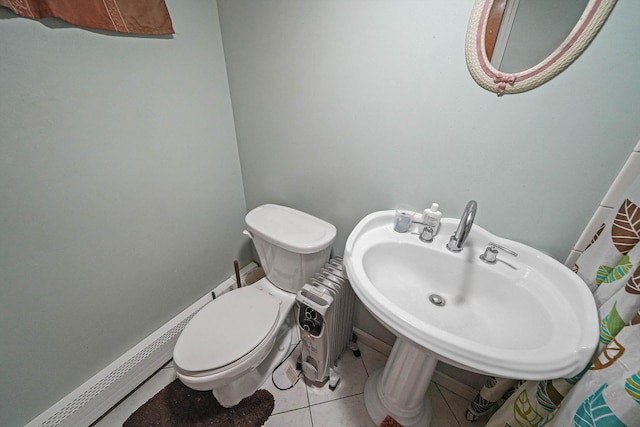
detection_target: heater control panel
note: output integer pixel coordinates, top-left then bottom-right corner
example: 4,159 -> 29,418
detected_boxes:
298,303 -> 324,336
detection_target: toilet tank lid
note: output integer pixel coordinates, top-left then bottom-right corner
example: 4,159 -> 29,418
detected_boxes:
245,204 -> 336,254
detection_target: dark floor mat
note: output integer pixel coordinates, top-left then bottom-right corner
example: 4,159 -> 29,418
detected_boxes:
123,379 -> 274,426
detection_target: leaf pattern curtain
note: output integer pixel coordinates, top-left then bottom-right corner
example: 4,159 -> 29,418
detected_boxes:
466,176 -> 640,426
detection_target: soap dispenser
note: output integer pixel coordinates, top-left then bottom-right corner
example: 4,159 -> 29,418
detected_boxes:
423,203 -> 442,235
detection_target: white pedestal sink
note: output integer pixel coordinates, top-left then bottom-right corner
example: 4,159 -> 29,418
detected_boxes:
344,210 -> 599,427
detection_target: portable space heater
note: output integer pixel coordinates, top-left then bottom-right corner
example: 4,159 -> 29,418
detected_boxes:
295,256 -> 359,388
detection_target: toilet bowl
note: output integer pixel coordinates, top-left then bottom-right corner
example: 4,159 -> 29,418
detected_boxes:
173,204 -> 336,407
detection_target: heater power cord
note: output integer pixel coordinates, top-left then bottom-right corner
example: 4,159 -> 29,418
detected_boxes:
271,339 -> 303,391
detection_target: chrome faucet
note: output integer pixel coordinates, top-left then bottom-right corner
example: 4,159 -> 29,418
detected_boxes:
446,200 -> 477,252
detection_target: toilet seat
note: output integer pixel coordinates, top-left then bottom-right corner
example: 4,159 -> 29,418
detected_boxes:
173,286 -> 281,376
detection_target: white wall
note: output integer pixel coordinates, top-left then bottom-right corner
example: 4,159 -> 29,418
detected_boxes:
217,0 -> 640,344
0,2 -> 248,426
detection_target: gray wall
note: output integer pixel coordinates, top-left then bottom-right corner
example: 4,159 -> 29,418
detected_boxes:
0,2 -> 248,426
217,0 -> 640,343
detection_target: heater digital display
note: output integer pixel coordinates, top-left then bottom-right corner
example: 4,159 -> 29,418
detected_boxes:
298,304 -> 324,336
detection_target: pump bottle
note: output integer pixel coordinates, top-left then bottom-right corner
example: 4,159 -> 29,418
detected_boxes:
423,203 -> 442,235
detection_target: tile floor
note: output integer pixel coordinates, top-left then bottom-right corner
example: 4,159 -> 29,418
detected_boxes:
94,339 -> 486,427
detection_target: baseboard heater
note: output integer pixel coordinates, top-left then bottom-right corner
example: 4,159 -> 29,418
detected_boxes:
26,263 -> 257,427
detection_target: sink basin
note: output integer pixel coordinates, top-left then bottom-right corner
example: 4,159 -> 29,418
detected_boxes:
344,210 -> 599,426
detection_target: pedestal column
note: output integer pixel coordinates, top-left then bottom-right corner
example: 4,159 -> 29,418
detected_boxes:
363,337 -> 437,427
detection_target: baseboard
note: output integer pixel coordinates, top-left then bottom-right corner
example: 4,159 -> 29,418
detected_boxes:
353,327 -> 393,355
353,327 -> 479,401
26,263 -> 257,427
431,371 -> 478,401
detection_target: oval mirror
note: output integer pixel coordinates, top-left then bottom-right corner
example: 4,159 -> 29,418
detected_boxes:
465,0 -> 617,95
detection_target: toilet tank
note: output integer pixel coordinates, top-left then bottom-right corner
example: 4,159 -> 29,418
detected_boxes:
245,204 -> 337,293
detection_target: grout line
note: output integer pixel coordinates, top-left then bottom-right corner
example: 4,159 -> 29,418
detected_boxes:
269,406 -> 311,416
309,406 -> 315,427
307,391 -> 365,408
436,384 -> 464,427
431,383 -> 462,427
304,373 -> 312,421
308,403 -> 315,427
361,361 -> 371,377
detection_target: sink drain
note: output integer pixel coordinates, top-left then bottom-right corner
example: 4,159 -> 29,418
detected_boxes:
429,294 -> 445,307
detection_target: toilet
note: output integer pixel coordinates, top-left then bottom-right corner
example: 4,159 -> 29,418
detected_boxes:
173,204 -> 336,407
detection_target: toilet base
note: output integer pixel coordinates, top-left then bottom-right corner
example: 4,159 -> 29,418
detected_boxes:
211,314 -> 295,407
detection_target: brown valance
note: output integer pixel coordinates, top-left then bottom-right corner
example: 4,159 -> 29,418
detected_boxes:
0,0 -> 174,35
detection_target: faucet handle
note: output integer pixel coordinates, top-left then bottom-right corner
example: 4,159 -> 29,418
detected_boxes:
488,242 -> 518,257
419,225 -> 435,243
480,242 -> 517,264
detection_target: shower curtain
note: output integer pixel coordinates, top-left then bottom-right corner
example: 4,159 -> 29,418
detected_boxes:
466,176 -> 640,426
